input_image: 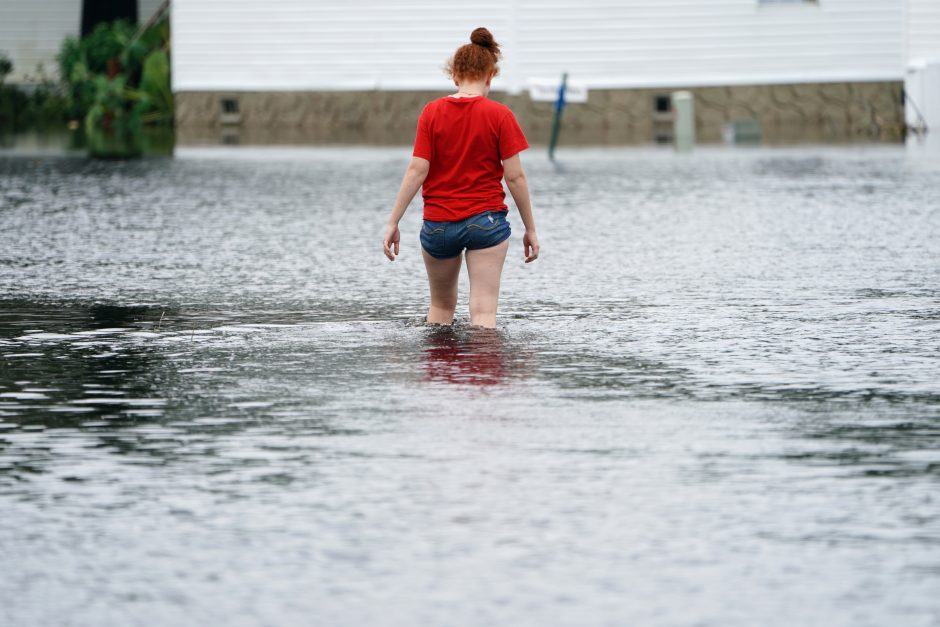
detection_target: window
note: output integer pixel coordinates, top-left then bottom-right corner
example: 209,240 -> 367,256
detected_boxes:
220,97 -> 239,115
81,0 -> 137,37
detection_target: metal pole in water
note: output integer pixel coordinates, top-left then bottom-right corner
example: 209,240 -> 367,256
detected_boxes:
548,73 -> 568,161
672,90 -> 695,153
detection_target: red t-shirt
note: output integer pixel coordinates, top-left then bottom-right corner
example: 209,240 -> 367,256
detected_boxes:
412,96 -> 529,222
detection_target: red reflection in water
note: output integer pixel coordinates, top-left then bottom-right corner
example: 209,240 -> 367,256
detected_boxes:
422,327 -> 509,386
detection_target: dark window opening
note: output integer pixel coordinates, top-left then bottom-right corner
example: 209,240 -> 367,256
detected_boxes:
654,95 -> 672,113
81,0 -> 137,37
221,98 -> 240,115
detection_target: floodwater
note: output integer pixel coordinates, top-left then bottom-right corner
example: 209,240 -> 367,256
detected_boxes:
1,145 -> 939,626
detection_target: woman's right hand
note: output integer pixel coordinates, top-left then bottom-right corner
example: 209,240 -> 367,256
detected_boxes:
523,229 -> 539,263
383,223 -> 401,261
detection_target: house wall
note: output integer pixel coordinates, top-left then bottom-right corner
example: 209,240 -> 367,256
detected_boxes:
906,0 -> 940,63
0,0 -> 82,82
171,0 -> 905,93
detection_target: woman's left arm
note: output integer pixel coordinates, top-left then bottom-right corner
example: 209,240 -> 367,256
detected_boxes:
383,156 -> 430,261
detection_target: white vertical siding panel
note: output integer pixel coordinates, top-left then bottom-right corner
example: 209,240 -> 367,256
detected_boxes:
907,0 -> 940,63
172,0 -> 905,92
0,0 -> 81,82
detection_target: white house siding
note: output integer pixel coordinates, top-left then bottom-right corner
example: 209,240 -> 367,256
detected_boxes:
907,0 -> 940,63
171,2 -> 516,91
515,0 -> 903,88
172,0 -> 905,93
0,0 -> 163,83
0,0 -> 81,82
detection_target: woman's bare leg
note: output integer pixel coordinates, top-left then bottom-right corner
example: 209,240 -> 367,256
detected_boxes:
422,249 -> 462,324
465,239 -> 510,328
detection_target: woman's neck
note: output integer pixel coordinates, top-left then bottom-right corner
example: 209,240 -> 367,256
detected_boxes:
451,79 -> 488,98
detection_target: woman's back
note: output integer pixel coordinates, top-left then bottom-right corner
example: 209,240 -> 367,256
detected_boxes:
414,96 -> 528,222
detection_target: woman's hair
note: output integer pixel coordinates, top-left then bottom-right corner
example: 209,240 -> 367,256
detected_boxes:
446,27 -> 501,82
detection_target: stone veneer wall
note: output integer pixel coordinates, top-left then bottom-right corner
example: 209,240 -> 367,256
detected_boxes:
174,81 -> 904,146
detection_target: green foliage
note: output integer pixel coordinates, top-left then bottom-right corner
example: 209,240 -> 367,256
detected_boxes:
53,17 -> 172,156
84,74 -> 152,157
2,17 -> 171,146
0,52 -> 14,128
58,46 -> 90,120
76,20 -> 136,75
140,50 -> 172,121
0,52 -> 69,130
58,20 -> 143,121
0,53 -> 12,83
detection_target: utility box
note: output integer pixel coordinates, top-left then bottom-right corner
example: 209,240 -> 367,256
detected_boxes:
672,91 -> 695,152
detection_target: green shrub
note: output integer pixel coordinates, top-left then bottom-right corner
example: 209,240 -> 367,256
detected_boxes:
57,18 -> 171,126
0,53 -> 12,83
140,49 -> 171,121
0,52 -> 70,130
52,17 -> 171,155
0,18 -> 171,142
85,74 -> 145,157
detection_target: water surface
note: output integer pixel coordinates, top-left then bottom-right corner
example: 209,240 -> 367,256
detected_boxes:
1,146 -> 939,626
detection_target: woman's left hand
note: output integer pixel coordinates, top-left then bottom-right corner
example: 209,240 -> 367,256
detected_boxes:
383,223 -> 401,261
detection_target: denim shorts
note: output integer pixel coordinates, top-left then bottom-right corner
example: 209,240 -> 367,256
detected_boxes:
420,210 -> 511,259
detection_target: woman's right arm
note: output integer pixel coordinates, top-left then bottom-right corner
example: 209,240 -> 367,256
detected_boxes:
503,154 -> 539,263
383,156 -> 430,261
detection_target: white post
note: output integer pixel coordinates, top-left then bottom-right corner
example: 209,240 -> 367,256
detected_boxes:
672,91 -> 695,153
905,60 -> 940,157
905,60 -> 940,133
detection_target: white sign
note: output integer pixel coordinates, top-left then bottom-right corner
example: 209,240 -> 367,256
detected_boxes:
527,78 -> 589,104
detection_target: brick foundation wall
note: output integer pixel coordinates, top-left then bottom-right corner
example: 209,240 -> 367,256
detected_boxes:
174,81 -> 904,146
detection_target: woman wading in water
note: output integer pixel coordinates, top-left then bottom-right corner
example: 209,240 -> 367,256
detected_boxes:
383,27 -> 539,329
